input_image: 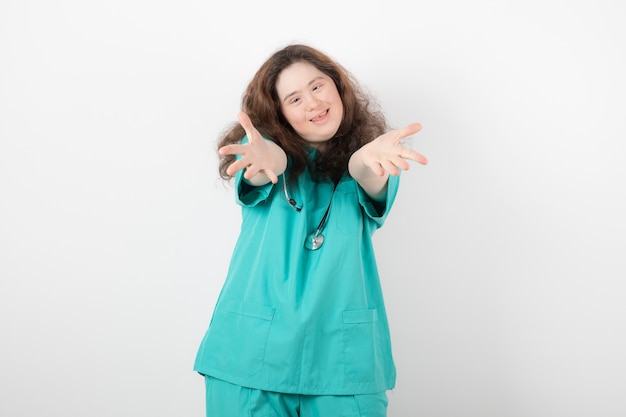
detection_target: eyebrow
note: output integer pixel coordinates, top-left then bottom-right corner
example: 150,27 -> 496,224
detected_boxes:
281,76 -> 325,103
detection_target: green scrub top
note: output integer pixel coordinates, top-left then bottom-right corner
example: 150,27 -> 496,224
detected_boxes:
194,147 -> 400,395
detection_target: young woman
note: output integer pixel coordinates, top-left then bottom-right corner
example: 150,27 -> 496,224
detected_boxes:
194,43 -> 427,417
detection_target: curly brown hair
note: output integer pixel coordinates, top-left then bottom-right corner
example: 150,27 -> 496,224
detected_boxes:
217,44 -> 388,185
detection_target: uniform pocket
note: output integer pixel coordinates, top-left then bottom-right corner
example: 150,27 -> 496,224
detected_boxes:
343,309 -> 379,382
204,300 -> 275,376
354,391 -> 389,417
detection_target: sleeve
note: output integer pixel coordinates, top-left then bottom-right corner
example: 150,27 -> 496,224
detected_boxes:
235,170 -> 274,207
355,173 -> 401,228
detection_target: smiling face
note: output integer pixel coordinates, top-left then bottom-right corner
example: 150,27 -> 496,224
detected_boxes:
275,62 -> 344,149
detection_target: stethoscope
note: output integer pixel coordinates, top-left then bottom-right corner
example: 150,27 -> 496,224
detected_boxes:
282,174 -> 336,251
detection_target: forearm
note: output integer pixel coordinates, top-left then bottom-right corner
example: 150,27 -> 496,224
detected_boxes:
348,149 -> 389,201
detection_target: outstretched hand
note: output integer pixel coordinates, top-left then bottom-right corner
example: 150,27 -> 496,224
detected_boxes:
218,112 -> 285,184
358,123 -> 428,177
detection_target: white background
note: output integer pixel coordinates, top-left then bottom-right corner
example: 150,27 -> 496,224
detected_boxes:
1,1 -> 625,416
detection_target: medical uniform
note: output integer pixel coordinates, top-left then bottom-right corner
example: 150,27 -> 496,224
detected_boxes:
194,146 -> 400,398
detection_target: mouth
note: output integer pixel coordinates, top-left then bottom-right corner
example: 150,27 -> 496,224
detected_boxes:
310,109 -> 329,123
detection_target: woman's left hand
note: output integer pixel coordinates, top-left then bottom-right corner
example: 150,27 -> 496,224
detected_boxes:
357,123 -> 428,177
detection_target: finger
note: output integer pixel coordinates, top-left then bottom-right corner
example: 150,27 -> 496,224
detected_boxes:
237,111 -> 252,130
225,159 -> 249,176
402,149 -> 428,165
219,144 -> 245,156
237,111 -> 260,144
380,160 -> 401,176
263,169 -> 279,184
396,123 -> 422,142
391,156 -> 411,171
243,166 -> 279,184
243,164 -> 259,179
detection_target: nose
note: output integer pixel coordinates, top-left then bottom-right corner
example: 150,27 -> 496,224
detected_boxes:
306,95 -> 322,110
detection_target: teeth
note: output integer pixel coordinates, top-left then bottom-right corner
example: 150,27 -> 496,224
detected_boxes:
312,110 -> 327,121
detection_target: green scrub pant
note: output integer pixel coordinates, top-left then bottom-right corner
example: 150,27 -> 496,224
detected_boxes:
204,376 -> 388,417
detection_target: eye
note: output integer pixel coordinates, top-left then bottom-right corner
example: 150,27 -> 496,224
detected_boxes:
312,83 -> 323,92
289,97 -> 301,105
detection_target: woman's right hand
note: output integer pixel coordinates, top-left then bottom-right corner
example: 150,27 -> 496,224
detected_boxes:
218,112 -> 287,185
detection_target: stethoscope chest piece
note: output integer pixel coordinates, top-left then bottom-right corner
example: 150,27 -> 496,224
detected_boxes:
305,232 -> 324,250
